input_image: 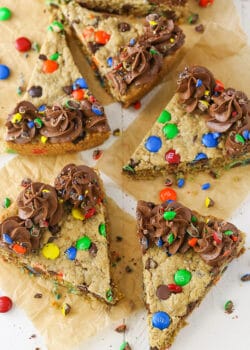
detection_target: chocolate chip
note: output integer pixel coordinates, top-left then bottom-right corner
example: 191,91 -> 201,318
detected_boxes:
195,24 -> 205,33
88,42 -> 102,53
145,258 -> 158,270
156,285 -> 171,300
47,236 -> 57,243
38,54 -> 47,60
49,224 -> 61,235
125,265 -> 133,273
63,85 -> 73,95
241,273 -> 250,281
116,236 -> 123,242
115,324 -> 127,333
66,100 -> 81,110
28,85 -> 43,98
29,334 -> 36,339
209,170 -> 218,179
112,128 -> 121,136
34,293 -> 43,299
118,22 -> 131,32
89,243 -> 98,257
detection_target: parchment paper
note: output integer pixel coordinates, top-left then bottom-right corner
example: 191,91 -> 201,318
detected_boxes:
0,155 -> 143,350
98,21 -> 250,219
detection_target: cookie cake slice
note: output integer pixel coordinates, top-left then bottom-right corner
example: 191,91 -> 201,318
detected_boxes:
0,164 -> 117,304
61,1 -> 185,107
5,20 -> 110,156
136,199 -> 245,349
123,65 -> 250,178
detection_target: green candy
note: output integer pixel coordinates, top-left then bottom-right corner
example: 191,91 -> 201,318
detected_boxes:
48,20 -> 64,32
98,223 -> 106,237
120,342 -> 129,350
163,211 -> 176,221
162,123 -> 179,139
167,232 -> 175,244
157,110 -> 171,124
50,52 -> 60,61
0,7 -> 12,21
106,288 -> 113,302
174,269 -> 192,286
76,236 -> 92,250
224,230 -> 233,236
191,215 -> 197,223
122,165 -> 135,173
150,48 -> 159,55
34,118 -> 43,128
235,134 -> 245,144
3,197 -> 11,208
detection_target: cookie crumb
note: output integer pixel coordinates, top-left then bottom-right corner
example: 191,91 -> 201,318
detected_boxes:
195,24 -> 205,33
34,293 -> 43,299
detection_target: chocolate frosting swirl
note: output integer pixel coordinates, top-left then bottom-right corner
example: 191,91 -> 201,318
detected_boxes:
54,164 -> 103,215
5,101 -> 38,144
17,182 -> 63,227
225,130 -> 250,156
137,200 -> 241,267
0,216 -> 32,253
106,15 -> 184,95
177,65 -> 216,113
40,106 -> 84,143
207,89 -> 249,132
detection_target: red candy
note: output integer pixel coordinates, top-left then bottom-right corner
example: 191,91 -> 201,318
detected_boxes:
199,0 -> 214,7
133,101 -> 141,110
165,149 -> 180,164
94,30 -> 110,44
159,188 -> 177,202
167,284 -> 182,293
42,60 -> 59,74
15,37 -> 31,52
213,232 -> 222,244
85,208 -> 96,219
214,79 -> 224,92
0,296 -> 13,313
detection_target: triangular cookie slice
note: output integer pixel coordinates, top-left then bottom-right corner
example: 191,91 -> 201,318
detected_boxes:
123,65 -> 250,178
5,20 -> 110,156
136,200 -> 245,349
61,2 -> 185,107
0,164 -> 117,304
72,0 -> 188,17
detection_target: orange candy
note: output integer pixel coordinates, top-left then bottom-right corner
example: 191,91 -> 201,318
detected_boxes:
188,238 -> 198,247
42,59 -> 59,74
94,30 -> 110,44
12,244 -> 27,254
72,89 -> 84,101
159,188 -> 177,202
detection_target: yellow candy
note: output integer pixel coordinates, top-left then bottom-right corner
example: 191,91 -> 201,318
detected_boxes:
40,136 -> 48,144
204,90 -> 210,96
149,20 -> 157,26
199,100 -> 209,108
61,303 -> 71,316
42,189 -> 50,193
59,198 -> 64,203
205,197 -> 214,208
71,208 -> 85,220
42,243 -> 60,260
170,38 -> 175,43
11,113 -> 22,124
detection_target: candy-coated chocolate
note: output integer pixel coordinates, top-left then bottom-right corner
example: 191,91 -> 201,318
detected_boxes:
71,208 -> 85,220
65,246 -> 77,260
0,64 -> 10,79
174,269 -> 192,286
42,60 -> 59,73
0,7 -> 11,21
15,37 -> 32,52
162,123 -> 179,139
0,296 -> 13,313
157,110 -> 171,123
145,136 -> 162,153
42,243 -> 60,259
73,77 -> 88,89
159,187 -> 177,202
165,149 -> 180,164
163,211 -> 176,221
152,311 -> 171,330
99,223 -> 106,237
76,236 -> 92,250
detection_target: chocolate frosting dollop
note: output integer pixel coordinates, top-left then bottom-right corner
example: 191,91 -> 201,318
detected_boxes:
177,65 -> 216,113
207,88 -> 249,133
106,14 -> 184,95
5,101 -> 38,144
136,200 -> 241,267
17,182 -> 63,227
54,163 -> 103,215
0,216 -> 32,253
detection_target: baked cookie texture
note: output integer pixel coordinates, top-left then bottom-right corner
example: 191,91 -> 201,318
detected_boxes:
123,65 -> 250,178
61,2 -> 185,107
5,20 -> 110,156
0,164 -> 117,304
136,200 -> 245,349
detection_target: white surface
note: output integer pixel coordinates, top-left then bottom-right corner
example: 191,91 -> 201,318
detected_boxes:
1,1 -> 250,349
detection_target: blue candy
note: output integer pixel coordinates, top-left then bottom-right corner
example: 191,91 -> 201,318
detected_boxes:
27,121 -> 35,129
202,133 -> 220,148
196,79 -> 202,87
106,57 -> 113,67
38,104 -> 46,112
152,311 -> 171,330
65,246 -> 77,260
242,130 -> 250,140
2,233 -> 13,244
156,238 -> 164,247
194,152 -> 208,161
145,136 -> 162,153
73,78 -> 88,90
201,183 -> 211,190
129,38 -> 136,46
177,178 -> 185,188
78,195 -> 84,201
0,64 -> 10,80
91,104 -> 104,116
